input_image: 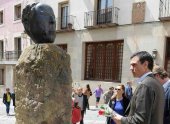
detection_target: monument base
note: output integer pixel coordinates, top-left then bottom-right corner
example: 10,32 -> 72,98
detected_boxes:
15,44 -> 72,124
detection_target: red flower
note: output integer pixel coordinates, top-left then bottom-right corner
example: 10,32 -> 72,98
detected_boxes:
98,110 -> 105,115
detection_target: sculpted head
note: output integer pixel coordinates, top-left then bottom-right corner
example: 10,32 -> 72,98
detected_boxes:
22,3 -> 56,43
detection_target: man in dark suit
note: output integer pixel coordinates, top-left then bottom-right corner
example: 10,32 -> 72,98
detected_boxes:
112,51 -> 165,124
153,66 -> 170,124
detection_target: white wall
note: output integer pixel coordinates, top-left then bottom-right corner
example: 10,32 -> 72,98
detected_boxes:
145,0 -> 160,22
5,66 -> 14,92
55,21 -> 168,83
24,0 -> 162,28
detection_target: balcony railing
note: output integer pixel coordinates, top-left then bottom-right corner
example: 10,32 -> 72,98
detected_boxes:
56,15 -> 75,32
0,51 -> 22,61
84,7 -> 119,28
159,0 -> 170,20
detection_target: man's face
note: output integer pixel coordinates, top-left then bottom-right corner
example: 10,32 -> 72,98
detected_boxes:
30,4 -> 56,43
77,88 -> 83,95
154,74 -> 162,83
130,56 -> 147,78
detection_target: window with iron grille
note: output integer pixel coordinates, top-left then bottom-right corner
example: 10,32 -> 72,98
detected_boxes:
14,4 -> 21,21
57,44 -> 67,52
165,38 -> 170,75
0,69 -> 4,85
85,40 -> 123,82
0,10 -> 3,24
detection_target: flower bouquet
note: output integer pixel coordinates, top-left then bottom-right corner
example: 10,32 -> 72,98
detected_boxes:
98,104 -> 116,117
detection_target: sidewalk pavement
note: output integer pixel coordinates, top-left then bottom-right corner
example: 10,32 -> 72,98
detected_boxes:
0,98 -> 106,124
0,98 -> 15,124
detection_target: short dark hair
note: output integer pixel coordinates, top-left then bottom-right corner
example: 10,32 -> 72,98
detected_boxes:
22,3 -> 38,37
130,51 -> 154,71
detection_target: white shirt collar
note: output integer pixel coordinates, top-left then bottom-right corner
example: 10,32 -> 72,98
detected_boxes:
163,80 -> 170,89
136,72 -> 152,84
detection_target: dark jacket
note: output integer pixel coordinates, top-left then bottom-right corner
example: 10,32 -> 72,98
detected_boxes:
106,96 -> 129,124
82,94 -> 88,112
164,81 -> 170,124
121,74 -> 165,124
11,93 -> 15,107
3,92 -> 12,104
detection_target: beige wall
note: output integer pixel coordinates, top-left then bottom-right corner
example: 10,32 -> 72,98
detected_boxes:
55,21 -> 167,84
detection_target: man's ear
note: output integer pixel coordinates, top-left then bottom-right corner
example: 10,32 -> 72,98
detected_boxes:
143,61 -> 149,69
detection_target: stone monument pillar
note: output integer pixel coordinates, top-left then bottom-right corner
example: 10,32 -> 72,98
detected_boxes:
15,3 -> 72,124
15,44 -> 72,124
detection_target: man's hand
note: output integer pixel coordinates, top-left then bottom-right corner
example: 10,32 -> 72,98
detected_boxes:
112,113 -> 123,124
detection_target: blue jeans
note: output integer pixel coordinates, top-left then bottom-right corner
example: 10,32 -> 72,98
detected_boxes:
5,102 -> 10,114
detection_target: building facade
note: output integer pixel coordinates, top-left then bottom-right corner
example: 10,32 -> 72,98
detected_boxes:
54,0 -> 170,83
0,0 -> 170,96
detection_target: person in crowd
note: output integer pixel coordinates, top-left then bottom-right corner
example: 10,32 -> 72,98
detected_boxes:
93,84 -> 104,108
153,66 -> 170,124
103,86 -> 114,104
72,97 -> 81,124
112,51 -> 165,124
3,88 -> 12,116
83,84 -> 92,110
11,92 -> 15,108
107,84 -> 129,124
74,87 -> 88,124
124,81 -> 133,100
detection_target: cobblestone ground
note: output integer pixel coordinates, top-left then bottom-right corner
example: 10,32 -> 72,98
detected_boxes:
0,98 -> 106,124
0,98 -> 15,124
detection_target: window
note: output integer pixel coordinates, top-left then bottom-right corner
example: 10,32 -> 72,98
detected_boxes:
14,37 -> 22,58
165,37 -> 170,75
57,44 -> 67,52
0,10 -> 3,24
98,0 -> 112,10
61,3 -> 69,29
14,4 -> 21,21
0,69 -> 4,85
97,0 -> 113,24
85,40 -> 123,82
0,40 -> 4,59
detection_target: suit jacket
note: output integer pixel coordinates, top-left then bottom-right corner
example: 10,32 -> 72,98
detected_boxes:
121,74 -> 165,124
163,80 -> 170,124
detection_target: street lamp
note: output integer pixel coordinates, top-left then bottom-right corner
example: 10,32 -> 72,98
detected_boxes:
152,49 -> 158,59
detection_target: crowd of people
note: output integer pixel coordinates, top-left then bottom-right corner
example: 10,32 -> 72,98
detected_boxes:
71,82 -> 133,124
71,51 -> 170,124
2,51 -> 169,124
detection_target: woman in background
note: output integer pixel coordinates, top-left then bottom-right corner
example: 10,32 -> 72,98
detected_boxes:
107,84 -> 129,124
83,84 -> 92,110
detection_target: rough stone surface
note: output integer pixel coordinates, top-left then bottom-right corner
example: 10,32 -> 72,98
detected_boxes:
15,44 -> 72,124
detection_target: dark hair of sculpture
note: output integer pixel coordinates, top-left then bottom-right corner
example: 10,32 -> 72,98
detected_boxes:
22,3 -> 56,43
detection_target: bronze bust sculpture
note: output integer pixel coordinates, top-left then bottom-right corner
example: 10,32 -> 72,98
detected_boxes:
22,3 -> 56,43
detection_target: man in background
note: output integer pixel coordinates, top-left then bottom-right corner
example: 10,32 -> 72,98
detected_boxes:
153,65 -> 170,124
125,81 -> 133,100
103,86 -> 114,104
